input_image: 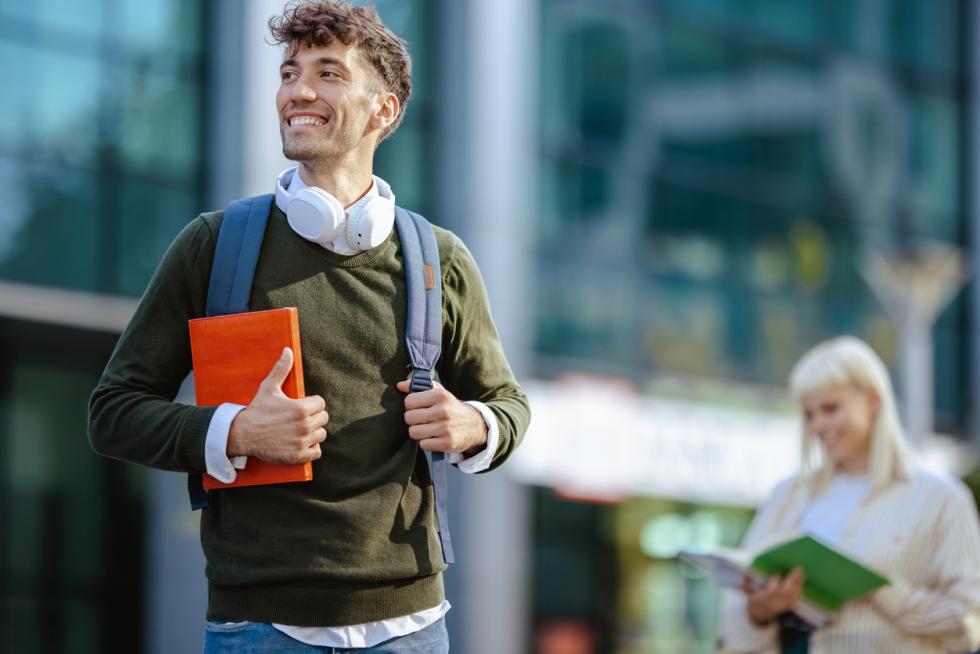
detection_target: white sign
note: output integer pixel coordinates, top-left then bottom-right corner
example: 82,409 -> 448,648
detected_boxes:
509,378 -> 803,508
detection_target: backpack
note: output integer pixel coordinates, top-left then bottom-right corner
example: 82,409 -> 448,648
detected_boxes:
187,193 -> 454,564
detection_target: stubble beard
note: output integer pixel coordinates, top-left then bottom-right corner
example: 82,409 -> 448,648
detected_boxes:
281,128 -> 333,163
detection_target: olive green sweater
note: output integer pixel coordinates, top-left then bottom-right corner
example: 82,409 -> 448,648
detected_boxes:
88,204 -> 530,626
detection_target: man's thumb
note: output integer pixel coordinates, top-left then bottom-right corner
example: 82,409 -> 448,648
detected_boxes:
262,347 -> 293,391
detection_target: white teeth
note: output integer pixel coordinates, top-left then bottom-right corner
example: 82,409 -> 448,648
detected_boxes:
290,116 -> 326,126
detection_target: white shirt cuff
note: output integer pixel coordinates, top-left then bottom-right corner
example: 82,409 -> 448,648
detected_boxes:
204,403 -> 248,482
448,401 -> 498,473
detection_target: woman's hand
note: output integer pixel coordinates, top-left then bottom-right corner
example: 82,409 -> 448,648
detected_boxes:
742,567 -> 806,626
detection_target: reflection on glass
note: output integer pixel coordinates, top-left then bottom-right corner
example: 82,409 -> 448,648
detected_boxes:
1,0 -> 104,39
0,160 -> 100,291
120,0 -> 202,55
0,0 -> 206,297
535,0 -> 965,425
117,179 -> 200,296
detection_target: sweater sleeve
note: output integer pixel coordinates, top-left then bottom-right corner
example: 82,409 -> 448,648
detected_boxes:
870,481 -> 980,652
719,479 -> 800,653
436,234 -> 530,472
88,215 -> 219,473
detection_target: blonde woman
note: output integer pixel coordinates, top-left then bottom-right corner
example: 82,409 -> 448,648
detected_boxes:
720,336 -> 980,654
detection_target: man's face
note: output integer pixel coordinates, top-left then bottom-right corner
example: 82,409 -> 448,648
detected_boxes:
277,41 -> 380,163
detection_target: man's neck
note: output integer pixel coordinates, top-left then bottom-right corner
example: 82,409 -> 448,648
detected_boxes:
296,161 -> 373,208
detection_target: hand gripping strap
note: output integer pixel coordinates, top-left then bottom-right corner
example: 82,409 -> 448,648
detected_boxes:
396,208 -> 454,564
190,194 -> 275,510
409,367 -> 454,564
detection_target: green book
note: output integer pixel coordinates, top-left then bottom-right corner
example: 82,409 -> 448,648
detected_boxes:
751,535 -> 889,611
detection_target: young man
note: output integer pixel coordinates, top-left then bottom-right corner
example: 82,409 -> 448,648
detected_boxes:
88,2 -> 530,652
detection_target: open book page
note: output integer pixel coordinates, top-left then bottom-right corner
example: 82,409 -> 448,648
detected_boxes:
679,549 -> 835,628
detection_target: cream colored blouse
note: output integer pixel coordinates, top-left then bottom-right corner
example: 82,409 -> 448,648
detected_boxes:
720,468 -> 980,654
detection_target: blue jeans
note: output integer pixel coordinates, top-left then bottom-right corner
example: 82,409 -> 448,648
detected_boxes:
203,619 -> 450,653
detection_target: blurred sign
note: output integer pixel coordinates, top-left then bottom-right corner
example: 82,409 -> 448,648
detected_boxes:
510,377 -> 802,508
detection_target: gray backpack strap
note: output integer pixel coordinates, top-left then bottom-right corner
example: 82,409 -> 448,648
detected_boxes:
394,207 -> 454,565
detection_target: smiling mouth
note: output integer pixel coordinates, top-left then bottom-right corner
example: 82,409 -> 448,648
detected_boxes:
288,116 -> 327,127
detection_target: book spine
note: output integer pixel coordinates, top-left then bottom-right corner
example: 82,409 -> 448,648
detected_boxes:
287,308 -> 305,398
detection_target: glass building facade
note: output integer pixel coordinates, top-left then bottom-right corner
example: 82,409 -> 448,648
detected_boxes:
536,0 -> 967,428
531,1 -> 970,652
0,1 -> 207,651
0,1 -> 207,297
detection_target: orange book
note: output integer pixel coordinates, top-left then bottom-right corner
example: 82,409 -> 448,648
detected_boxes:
188,307 -> 314,491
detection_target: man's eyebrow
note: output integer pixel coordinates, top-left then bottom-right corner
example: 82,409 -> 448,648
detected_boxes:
314,57 -> 351,74
279,57 -> 351,75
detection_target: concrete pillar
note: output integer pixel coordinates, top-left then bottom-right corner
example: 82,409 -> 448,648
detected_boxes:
440,1 -> 538,652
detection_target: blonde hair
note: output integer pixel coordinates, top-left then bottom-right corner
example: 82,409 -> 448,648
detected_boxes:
788,336 -> 914,493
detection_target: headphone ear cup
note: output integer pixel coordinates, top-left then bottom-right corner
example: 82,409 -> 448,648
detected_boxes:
347,196 -> 395,250
287,187 -> 346,245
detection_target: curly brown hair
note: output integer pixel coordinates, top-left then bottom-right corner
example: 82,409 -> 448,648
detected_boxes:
269,1 -> 412,142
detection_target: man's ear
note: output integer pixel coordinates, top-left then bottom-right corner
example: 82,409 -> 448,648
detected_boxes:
370,92 -> 400,133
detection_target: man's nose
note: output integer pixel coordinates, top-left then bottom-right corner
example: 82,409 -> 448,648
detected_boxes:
291,79 -> 317,102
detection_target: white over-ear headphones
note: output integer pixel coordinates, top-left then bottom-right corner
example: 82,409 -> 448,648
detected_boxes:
275,166 -> 395,251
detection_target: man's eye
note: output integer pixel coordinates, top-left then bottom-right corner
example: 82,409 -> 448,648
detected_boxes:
321,71 -> 338,78
281,71 -> 296,81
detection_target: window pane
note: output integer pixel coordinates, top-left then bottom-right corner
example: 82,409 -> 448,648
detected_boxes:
119,0 -> 202,56
116,178 -> 200,296
0,0 -> 104,40
0,42 -> 101,166
118,66 -> 202,182
0,159 -> 100,291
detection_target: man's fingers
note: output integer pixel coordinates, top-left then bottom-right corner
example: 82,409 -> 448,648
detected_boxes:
397,376 -> 446,395
408,423 -> 441,441
260,347 -> 294,393
404,406 -> 447,426
403,387 -> 450,411
298,394 -> 326,415
418,436 -> 451,452
306,410 -> 329,431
